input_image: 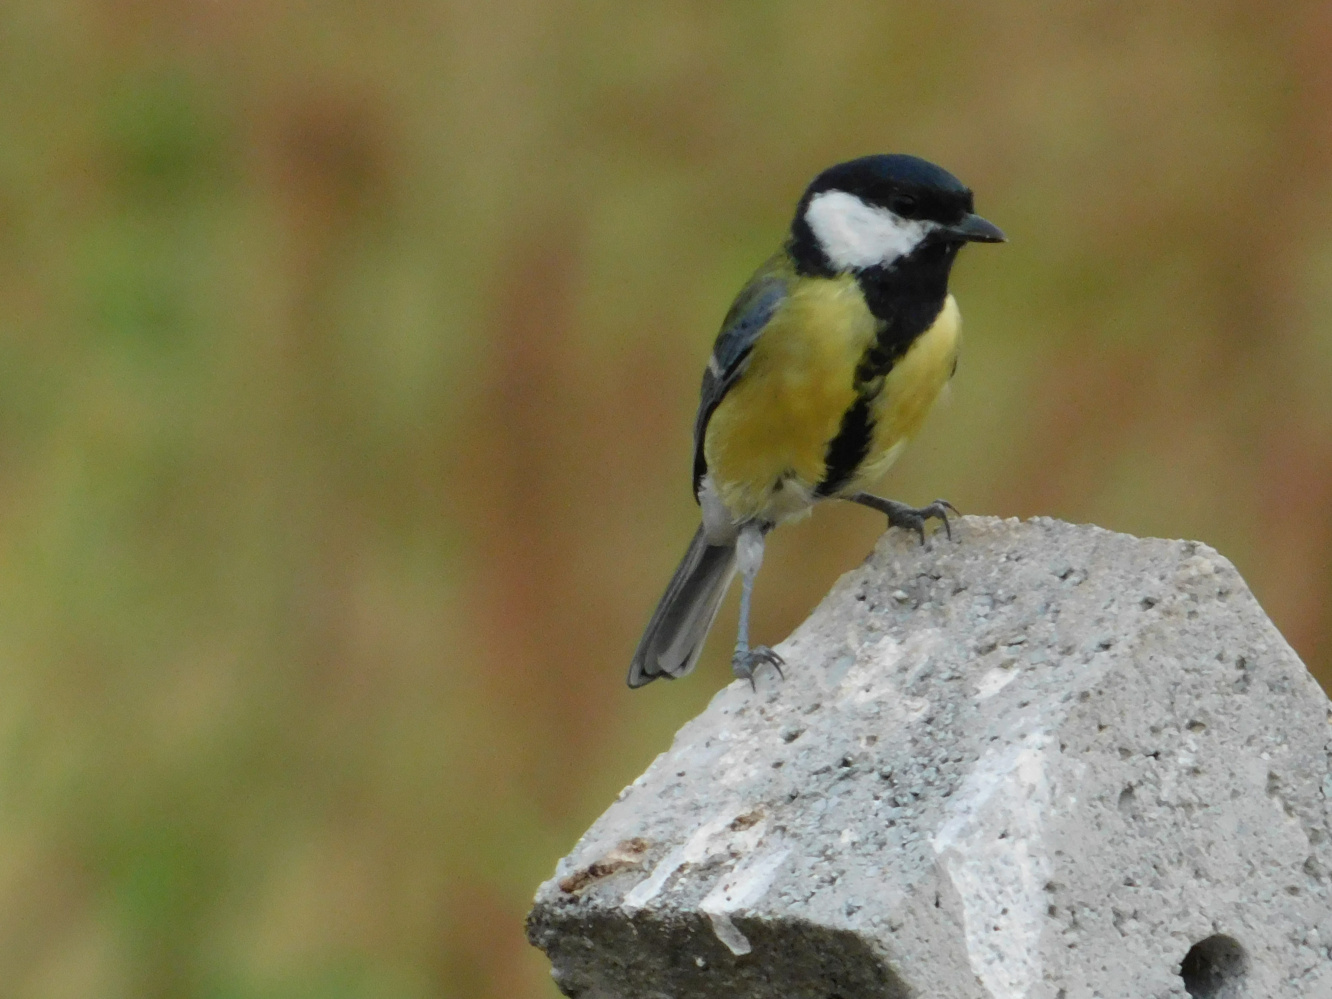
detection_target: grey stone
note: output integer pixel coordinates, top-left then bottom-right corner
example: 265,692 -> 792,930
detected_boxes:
527,517 -> 1332,998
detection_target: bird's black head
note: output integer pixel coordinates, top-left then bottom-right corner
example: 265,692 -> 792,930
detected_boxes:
788,154 -> 1004,277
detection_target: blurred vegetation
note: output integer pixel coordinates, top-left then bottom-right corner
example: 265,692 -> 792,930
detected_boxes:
0,2 -> 1329,997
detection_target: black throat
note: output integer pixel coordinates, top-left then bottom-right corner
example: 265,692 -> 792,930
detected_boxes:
854,240 -> 958,356
788,220 -> 958,338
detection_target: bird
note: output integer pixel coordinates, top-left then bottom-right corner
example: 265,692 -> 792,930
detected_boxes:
627,154 -> 1004,689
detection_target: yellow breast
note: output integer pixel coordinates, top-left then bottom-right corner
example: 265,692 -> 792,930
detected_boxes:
704,274 -> 875,522
845,294 -> 961,492
703,283 -> 960,524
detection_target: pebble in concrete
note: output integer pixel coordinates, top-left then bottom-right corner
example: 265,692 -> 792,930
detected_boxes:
527,517 -> 1332,998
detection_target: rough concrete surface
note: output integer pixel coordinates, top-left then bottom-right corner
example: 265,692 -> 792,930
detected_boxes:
527,517 -> 1332,999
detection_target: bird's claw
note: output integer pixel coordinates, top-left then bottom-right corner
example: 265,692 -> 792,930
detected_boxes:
885,498 -> 956,543
845,493 -> 958,544
732,645 -> 785,691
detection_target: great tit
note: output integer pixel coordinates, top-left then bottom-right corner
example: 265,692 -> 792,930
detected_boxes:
627,154 -> 1004,689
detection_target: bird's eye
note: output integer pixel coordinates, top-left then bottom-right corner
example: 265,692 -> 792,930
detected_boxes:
890,194 -> 918,216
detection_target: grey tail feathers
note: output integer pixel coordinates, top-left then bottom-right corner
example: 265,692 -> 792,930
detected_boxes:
627,525 -> 737,688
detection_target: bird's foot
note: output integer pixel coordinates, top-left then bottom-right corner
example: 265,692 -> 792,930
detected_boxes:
732,645 -> 785,691
848,493 -> 957,544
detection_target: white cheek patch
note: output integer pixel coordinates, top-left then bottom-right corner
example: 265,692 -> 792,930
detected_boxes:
805,190 -> 936,271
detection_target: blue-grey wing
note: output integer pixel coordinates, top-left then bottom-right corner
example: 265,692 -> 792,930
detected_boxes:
691,261 -> 790,496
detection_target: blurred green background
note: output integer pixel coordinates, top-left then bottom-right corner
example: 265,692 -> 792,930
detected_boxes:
2,2 -> 1331,997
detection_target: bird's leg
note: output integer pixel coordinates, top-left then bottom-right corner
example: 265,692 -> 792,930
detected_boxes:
845,493 -> 957,544
731,522 -> 784,690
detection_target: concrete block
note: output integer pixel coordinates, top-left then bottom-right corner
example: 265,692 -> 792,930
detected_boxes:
528,517 -> 1332,998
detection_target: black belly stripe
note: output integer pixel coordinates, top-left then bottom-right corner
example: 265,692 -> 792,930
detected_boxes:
816,296 -> 948,496
812,241 -> 958,498
816,326 -> 910,497
816,391 -> 875,496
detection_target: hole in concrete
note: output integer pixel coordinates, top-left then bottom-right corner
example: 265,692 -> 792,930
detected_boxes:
1180,934 -> 1247,998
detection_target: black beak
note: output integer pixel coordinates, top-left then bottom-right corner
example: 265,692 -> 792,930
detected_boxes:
943,213 -> 1006,243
